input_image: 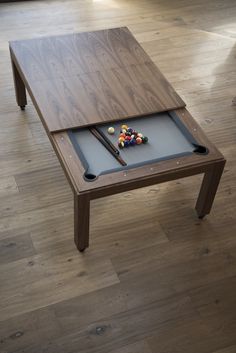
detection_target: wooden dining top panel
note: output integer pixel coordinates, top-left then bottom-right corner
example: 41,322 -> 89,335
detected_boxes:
9,27 -> 185,132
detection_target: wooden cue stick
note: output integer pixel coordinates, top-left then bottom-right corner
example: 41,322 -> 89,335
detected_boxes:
94,127 -> 120,155
89,127 -> 127,166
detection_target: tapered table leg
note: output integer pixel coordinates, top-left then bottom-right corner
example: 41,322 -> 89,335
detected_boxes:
10,55 -> 27,110
195,160 -> 225,219
74,192 -> 90,252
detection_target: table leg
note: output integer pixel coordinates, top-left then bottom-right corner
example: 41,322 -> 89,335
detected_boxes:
10,56 -> 27,110
195,160 -> 225,219
74,192 -> 90,252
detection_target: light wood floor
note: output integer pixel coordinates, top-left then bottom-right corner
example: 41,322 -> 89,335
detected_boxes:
0,0 -> 236,352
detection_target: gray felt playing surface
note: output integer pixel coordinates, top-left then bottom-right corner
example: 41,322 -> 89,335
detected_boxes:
70,112 -> 195,179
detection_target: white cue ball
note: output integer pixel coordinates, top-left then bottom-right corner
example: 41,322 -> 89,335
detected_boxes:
108,127 -> 115,134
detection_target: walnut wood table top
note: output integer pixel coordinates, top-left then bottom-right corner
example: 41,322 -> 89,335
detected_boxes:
9,27 -> 185,132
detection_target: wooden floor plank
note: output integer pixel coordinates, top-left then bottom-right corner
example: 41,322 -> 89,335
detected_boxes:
189,276 -> 236,323
2,295 -> 197,353
147,312 -> 236,353
0,176 -> 18,197
211,346 -> 236,353
0,250 -> 119,322
106,340 -> 152,353
0,233 -> 36,265
0,280 -> 166,353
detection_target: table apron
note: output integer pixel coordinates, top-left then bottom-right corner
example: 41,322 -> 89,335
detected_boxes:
79,159 -> 225,200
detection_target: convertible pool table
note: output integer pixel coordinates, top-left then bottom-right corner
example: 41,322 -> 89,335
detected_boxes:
9,27 -> 226,252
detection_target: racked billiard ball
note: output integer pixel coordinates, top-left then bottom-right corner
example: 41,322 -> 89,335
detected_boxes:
142,136 -> 148,144
136,137 -> 142,144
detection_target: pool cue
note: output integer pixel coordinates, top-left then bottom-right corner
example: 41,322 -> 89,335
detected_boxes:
94,127 -> 120,155
89,127 -> 127,166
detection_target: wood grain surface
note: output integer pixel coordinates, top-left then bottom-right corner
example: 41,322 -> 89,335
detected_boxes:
9,27 -> 185,131
1,0 -> 236,352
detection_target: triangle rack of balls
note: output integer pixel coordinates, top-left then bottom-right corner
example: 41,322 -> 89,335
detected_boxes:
118,124 -> 148,149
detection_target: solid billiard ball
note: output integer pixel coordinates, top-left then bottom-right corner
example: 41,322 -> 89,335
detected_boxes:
118,141 -> 124,148
136,137 -> 142,144
108,127 -> 115,134
119,137 -> 125,142
121,124 -> 128,130
124,140 -> 130,147
142,136 -> 148,144
120,133 -> 126,138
